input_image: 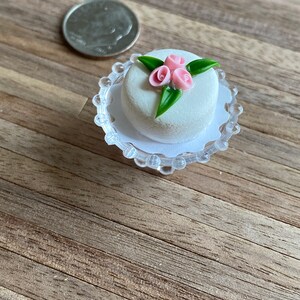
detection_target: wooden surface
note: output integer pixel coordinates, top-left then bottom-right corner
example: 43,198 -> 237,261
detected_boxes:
0,0 -> 300,299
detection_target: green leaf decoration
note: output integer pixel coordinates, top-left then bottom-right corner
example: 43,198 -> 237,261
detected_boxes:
156,86 -> 183,118
138,56 -> 164,72
186,58 -> 220,76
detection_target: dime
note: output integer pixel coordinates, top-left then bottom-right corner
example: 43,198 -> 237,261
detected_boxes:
62,0 -> 140,57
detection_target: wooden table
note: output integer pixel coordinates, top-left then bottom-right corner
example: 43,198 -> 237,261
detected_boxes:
1,0 -> 300,299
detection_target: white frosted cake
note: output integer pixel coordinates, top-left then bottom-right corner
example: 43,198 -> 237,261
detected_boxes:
121,49 -> 219,143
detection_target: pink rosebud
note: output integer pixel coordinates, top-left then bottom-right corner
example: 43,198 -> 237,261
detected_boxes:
172,68 -> 193,90
164,54 -> 185,71
149,65 -> 171,87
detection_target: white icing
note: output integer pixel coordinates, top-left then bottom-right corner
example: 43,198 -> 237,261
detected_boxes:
121,49 -> 219,143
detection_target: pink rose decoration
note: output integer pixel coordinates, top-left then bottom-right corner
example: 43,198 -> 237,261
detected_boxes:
172,68 -> 193,90
149,65 -> 171,87
165,54 -> 185,71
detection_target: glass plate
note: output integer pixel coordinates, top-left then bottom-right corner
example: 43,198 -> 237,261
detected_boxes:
93,54 -> 243,175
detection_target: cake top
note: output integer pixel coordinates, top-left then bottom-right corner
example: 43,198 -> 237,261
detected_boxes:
137,49 -> 220,118
123,49 -> 220,128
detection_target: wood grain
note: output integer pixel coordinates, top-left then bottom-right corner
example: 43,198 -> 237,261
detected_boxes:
0,213 -> 221,300
1,0 -> 300,299
0,66 -> 87,115
0,95 -> 300,227
125,1 -> 300,72
132,0 -> 300,51
0,187 -> 299,300
0,286 -> 32,300
1,148 -> 300,296
2,1 -> 300,120
3,111 -> 299,222
0,248 -> 122,300
0,43 -> 97,98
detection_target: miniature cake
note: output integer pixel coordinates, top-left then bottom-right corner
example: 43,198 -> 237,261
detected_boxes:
121,49 -> 220,143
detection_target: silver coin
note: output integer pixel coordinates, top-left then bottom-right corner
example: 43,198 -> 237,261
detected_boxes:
62,0 -> 140,57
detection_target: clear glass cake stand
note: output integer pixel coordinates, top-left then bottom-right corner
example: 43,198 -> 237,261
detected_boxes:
93,54 -> 243,175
